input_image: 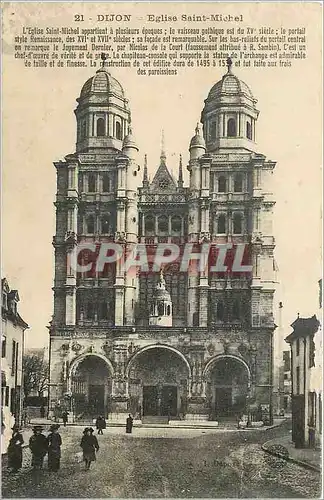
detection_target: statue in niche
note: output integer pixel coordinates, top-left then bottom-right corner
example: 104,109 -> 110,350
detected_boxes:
207,343 -> 215,356
222,340 -> 230,354
103,342 -> 112,357
72,342 -> 82,353
61,343 -> 70,355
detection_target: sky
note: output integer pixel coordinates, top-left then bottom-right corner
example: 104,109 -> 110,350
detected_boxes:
2,2 -> 322,348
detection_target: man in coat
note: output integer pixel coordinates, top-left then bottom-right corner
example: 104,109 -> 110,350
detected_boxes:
62,411 -> 69,427
95,416 -> 106,435
126,414 -> 133,434
29,426 -> 48,470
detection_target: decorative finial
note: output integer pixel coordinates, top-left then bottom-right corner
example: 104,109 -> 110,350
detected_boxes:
226,57 -> 233,73
297,312 -> 300,318
195,122 -> 200,135
160,129 -> 166,163
159,268 -> 165,285
143,154 -> 148,186
101,53 -> 107,68
178,154 -> 183,188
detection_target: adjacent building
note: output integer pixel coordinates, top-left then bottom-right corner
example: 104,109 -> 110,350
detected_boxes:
285,311 -> 321,448
1,278 -> 28,453
282,349 -> 292,413
49,58 -> 277,423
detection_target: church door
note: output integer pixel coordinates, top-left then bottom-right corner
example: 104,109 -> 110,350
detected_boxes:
89,385 -> 105,415
143,386 -> 159,416
161,386 -> 177,417
216,387 -> 232,417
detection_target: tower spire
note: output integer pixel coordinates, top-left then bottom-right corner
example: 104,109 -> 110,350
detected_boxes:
226,56 -> 233,74
160,129 -> 166,164
178,154 -> 184,188
143,154 -> 149,187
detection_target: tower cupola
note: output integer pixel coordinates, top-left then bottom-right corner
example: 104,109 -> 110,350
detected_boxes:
201,58 -> 259,153
149,271 -> 173,327
189,123 -> 206,160
75,53 -> 131,153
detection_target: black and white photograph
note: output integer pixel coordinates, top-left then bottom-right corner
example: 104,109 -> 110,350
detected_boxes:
1,1 -> 322,498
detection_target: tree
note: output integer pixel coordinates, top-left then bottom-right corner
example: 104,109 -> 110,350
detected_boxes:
23,354 -> 49,399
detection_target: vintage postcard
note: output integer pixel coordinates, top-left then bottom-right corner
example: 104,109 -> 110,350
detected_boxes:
1,1 -> 322,498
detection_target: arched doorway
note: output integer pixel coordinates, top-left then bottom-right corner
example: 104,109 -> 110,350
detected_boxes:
70,355 -> 113,419
205,356 -> 250,420
127,346 -> 190,419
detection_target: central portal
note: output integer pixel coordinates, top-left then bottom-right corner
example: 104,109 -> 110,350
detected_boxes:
128,347 -> 189,420
143,385 -> 177,417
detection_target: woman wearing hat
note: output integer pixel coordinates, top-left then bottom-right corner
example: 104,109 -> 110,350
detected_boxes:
80,427 -> 99,470
7,424 -> 24,473
29,425 -> 48,470
47,424 -> 62,471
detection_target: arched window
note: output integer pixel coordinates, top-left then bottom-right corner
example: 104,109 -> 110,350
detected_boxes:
88,173 -> 96,193
217,214 -> 226,234
210,121 -> 216,140
99,302 -> 108,320
232,299 -> 240,320
80,120 -> 87,139
145,214 -> 154,234
167,305 -> 171,316
216,301 -> 224,320
158,215 -> 168,233
158,302 -> 164,316
87,303 -> 94,320
218,176 -> 226,192
234,174 -> 243,193
233,213 -> 243,234
246,121 -> 252,140
116,121 -> 122,140
171,216 -> 182,234
97,117 -> 105,137
86,215 -> 95,234
193,312 -> 199,326
102,174 -> 110,192
227,118 -> 237,137
101,214 -> 110,234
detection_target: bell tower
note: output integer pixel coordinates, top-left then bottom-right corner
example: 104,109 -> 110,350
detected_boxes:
201,57 -> 259,153
75,53 -> 131,153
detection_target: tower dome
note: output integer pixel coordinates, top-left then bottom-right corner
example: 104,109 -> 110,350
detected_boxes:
80,67 -> 125,99
75,54 -> 131,154
201,58 -> 259,153
206,71 -> 256,103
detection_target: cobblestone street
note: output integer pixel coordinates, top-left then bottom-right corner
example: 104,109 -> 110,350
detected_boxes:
2,422 -> 321,498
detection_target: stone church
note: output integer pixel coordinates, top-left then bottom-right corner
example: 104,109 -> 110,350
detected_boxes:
49,58 -> 277,423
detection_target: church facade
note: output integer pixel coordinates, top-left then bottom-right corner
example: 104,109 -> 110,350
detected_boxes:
49,59 -> 277,423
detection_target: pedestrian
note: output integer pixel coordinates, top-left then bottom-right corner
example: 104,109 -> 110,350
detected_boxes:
29,425 -> 48,470
95,415 -> 106,435
62,411 -> 69,427
80,427 -> 99,471
47,424 -> 62,471
7,424 -> 24,473
126,414 -> 133,434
